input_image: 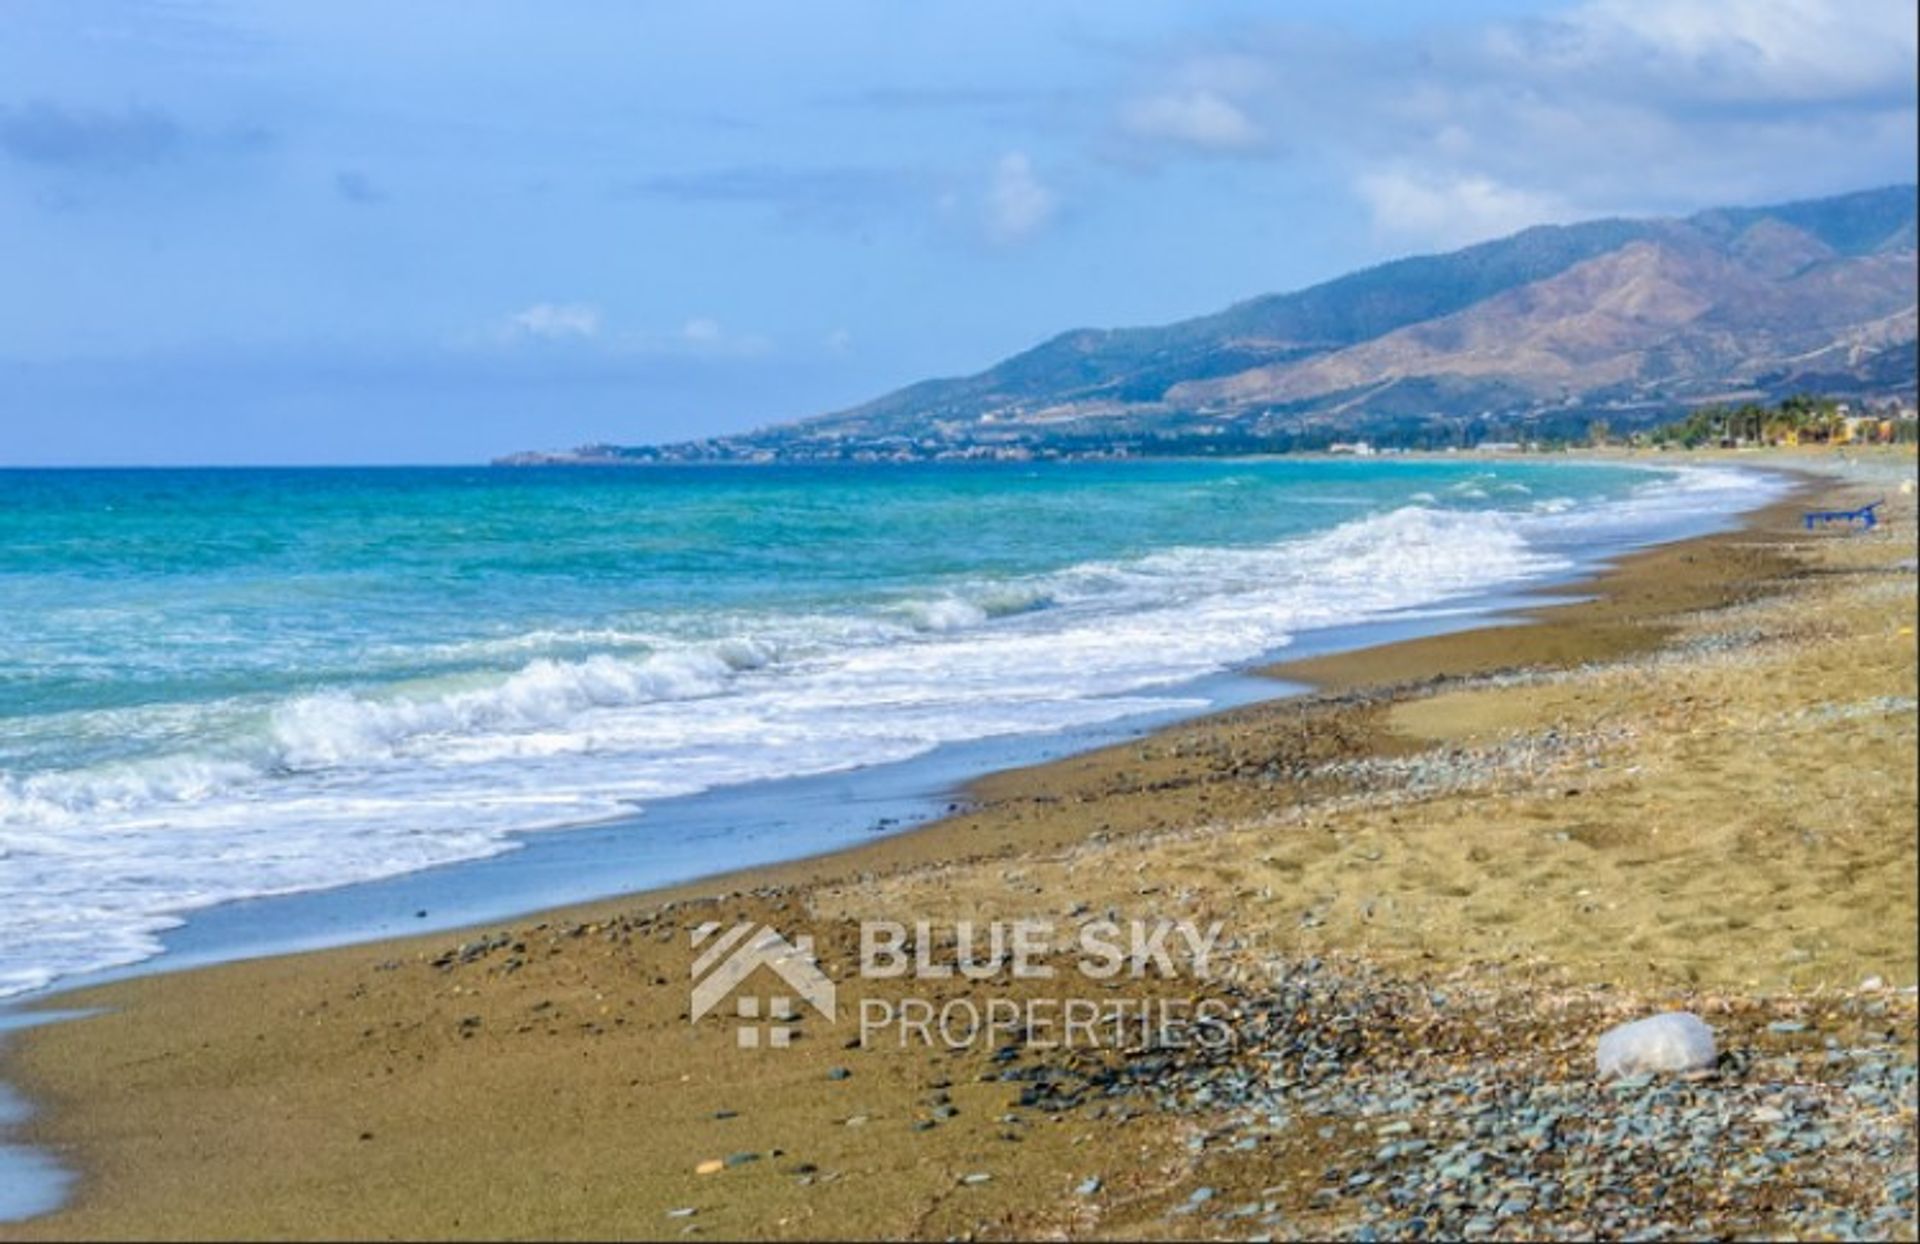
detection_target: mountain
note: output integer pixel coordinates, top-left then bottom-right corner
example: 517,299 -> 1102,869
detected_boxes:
508,185 -> 1917,462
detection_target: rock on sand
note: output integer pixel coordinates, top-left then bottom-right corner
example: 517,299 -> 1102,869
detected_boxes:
1595,1011 -> 1717,1077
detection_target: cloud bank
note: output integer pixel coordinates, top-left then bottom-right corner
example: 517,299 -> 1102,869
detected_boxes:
1112,0 -> 1917,246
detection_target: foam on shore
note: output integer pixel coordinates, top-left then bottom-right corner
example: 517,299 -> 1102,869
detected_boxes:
0,465 -> 1786,999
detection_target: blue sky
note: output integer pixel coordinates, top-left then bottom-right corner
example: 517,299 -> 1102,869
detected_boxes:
2,0 -> 1915,465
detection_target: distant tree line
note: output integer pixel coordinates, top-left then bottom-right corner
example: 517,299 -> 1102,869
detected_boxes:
1644,395 -> 1917,448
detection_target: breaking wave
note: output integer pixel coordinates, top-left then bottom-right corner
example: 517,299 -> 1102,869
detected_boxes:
0,465 -> 1788,997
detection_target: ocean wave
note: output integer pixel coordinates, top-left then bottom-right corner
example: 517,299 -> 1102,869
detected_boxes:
892,583 -> 1055,633
0,466 -> 1779,998
0,756 -> 259,827
0,504 -> 1548,833
893,597 -> 988,633
271,643 -> 773,769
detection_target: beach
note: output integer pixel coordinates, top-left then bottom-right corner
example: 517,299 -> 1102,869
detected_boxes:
1,448 -> 1915,1240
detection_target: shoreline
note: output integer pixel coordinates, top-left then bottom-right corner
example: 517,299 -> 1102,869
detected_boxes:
2,448 -> 1914,1239
0,454 -> 1768,1007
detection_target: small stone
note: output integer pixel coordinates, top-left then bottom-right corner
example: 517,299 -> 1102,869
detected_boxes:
665,1208 -> 698,1219
1595,1012 -> 1716,1077
961,1172 -> 993,1186
695,1159 -> 724,1176
1077,1176 -> 1102,1196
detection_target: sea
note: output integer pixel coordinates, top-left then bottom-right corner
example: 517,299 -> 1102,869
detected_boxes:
0,458 -> 1786,1000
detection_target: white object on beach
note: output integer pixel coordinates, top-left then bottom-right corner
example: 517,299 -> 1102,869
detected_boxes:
1595,1011 -> 1717,1077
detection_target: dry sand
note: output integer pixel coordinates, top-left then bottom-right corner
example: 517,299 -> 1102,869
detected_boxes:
2,448 -> 1914,1240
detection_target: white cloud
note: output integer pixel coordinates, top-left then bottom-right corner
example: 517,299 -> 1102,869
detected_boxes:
1356,170 -> 1575,248
1111,0 -> 1914,249
480,306 -> 770,357
1120,89 -> 1264,152
984,151 -> 1057,244
1544,0 -> 1918,101
506,302 -> 600,340
680,316 -> 722,345
645,316 -> 769,357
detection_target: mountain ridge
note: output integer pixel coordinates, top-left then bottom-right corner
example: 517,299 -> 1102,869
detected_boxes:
505,185 -> 1917,462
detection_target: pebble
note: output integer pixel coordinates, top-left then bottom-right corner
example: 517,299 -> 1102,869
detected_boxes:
1595,1012 -> 1717,1077
1076,1176 -> 1102,1196
990,955 -> 1918,1240
694,1159 -> 724,1176
960,1172 -> 993,1186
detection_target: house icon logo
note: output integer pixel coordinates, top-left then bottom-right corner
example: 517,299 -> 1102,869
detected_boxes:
689,922 -> 836,1049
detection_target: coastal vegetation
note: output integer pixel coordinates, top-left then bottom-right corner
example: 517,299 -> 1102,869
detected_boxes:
1646,394 -> 1920,449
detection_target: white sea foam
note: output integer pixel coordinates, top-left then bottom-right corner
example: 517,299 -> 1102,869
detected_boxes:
0,466 -> 1787,998
896,597 -> 990,633
268,645 -> 764,769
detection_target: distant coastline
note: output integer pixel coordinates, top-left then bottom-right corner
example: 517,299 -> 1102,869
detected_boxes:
497,185 -> 1918,469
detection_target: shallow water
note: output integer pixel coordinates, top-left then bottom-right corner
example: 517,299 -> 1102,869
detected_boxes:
0,458 -> 1785,1000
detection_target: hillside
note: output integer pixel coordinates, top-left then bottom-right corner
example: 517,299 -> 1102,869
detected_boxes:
508,185 -> 1917,462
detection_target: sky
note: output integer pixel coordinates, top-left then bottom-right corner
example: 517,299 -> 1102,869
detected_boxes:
1,0 -> 1915,465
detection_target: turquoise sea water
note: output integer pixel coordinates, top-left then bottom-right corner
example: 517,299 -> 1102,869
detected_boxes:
0,458 -> 1779,997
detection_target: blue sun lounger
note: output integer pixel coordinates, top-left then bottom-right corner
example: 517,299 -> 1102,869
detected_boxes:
1803,498 -> 1884,530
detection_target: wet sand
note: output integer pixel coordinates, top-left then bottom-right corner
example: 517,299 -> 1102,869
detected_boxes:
2,448 -> 1914,1240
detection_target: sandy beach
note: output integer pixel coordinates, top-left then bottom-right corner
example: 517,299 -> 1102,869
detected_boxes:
2,448 -> 1914,1241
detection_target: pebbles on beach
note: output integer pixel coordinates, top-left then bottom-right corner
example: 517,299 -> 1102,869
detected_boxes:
996,956 -> 1917,1240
